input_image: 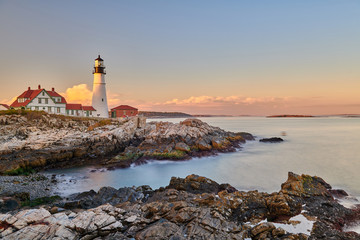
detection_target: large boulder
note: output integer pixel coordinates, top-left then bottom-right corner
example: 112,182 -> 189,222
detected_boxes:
280,172 -> 332,197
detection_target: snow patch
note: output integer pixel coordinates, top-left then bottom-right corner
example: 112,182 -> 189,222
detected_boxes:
246,214 -> 315,236
273,214 -> 315,235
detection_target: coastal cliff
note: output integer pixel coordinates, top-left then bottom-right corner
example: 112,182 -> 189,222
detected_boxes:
0,112 -> 253,174
0,173 -> 359,239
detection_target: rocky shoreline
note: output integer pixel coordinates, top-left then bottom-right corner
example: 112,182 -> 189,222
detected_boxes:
0,172 -> 360,239
0,113 -> 253,174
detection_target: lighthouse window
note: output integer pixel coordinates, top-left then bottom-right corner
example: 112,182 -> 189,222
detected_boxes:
102,98 -> 104,102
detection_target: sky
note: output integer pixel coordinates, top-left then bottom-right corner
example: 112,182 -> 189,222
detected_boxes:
0,0 -> 360,115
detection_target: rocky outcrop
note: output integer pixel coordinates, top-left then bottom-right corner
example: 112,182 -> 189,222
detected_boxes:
108,118 -> 254,168
1,173 -> 359,239
0,114 -> 146,174
259,137 -> 284,143
0,114 -> 253,174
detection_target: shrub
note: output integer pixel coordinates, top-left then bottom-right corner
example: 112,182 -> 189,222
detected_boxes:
149,150 -> 186,160
115,152 -> 143,161
4,166 -> 36,176
21,196 -> 62,207
88,119 -> 112,131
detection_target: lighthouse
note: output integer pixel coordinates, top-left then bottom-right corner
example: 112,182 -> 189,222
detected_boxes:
91,55 -> 109,118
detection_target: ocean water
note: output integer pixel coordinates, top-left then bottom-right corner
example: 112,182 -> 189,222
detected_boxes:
47,117 -> 360,198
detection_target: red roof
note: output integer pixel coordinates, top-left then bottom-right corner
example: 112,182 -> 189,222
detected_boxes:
83,106 -> 96,111
111,105 -> 138,111
47,90 -> 67,104
0,104 -> 9,109
10,87 -> 67,108
66,104 -> 83,110
10,89 -> 43,108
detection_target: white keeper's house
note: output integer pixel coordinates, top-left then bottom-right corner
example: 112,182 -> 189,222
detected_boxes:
9,85 -> 97,117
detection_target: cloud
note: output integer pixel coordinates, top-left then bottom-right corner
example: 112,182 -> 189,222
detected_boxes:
60,84 -> 127,108
162,95 -> 291,106
58,86 -> 356,115
60,84 -> 93,105
133,95 -> 300,115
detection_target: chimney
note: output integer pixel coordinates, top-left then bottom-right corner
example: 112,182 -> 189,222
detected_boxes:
28,87 -> 30,90
38,85 -> 41,89
52,87 -> 55,91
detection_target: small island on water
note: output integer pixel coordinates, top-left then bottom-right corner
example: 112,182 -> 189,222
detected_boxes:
267,115 -> 314,118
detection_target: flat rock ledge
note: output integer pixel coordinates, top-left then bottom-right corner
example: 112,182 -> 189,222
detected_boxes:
0,114 -> 254,174
1,172 -> 360,239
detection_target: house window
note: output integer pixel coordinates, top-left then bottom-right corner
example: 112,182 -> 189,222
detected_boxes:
48,107 -> 51,112
71,110 -> 74,115
35,106 -> 39,110
42,92 -> 45,96
45,99 -> 48,104
57,107 -> 60,113
43,107 -> 45,110
38,98 -> 42,104
66,110 -> 69,115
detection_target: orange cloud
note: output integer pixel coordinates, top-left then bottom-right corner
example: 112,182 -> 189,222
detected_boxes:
133,95 -> 300,115
163,95 -> 290,106
60,84 -> 92,105
58,87 -> 357,115
60,84 -> 127,108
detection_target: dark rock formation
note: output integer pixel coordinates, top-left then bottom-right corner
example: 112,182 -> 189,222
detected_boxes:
260,137 -> 284,143
1,172 -> 359,239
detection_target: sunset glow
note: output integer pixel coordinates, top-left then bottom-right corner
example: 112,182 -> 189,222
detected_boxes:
0,1 -> 359,115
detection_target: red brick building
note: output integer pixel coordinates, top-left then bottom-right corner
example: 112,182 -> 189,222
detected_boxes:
110,105 -> 138,118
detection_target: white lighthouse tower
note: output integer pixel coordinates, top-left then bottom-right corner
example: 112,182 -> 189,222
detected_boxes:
92,55 -> 109,118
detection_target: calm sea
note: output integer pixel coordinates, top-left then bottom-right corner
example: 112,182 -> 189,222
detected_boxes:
47,117 -> 360,197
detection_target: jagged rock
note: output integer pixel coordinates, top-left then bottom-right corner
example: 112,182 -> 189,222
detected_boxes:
2,173 -> 359,239
0,115 -> 253,173
280,172 -> 332,197
174,142 -> 190,152
166,174 -> 231,194
251,222 -> 275,236
64,186 -> 149,209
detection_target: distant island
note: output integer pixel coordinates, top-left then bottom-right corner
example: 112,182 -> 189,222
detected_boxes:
138,111 -> 193,118
192,114 -> 234,117
267,114 -> 314,118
